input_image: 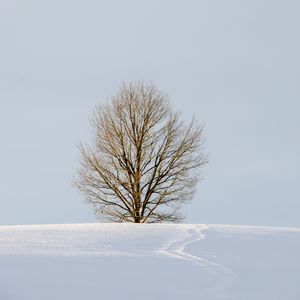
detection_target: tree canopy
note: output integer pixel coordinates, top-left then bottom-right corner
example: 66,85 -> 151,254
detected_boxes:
75,82 -> 207,223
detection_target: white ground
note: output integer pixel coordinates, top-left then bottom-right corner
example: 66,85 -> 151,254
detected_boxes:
0,223 -> 299,300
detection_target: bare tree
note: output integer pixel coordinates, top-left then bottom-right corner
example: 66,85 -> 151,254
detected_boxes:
74,82 -> 207,223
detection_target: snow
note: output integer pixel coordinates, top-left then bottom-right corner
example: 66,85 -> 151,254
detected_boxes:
0,223 -> 299,299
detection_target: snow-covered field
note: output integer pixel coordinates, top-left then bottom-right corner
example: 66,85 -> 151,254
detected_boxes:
0,223 -> 299,300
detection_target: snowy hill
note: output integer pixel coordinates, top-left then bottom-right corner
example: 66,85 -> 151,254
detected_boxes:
0,223 -> 299,300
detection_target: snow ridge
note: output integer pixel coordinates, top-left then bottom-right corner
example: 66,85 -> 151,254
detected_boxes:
0,223 -> 299,300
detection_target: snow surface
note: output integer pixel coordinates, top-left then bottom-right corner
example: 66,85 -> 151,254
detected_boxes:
0,223 -> 299,300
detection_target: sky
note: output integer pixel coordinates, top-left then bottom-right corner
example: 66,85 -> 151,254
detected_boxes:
0,0 -> 299,227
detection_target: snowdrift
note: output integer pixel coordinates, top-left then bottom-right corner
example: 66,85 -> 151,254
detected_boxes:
0,223 -> 299,300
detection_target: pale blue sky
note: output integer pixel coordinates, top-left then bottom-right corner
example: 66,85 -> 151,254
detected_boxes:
1,0 -> 299,226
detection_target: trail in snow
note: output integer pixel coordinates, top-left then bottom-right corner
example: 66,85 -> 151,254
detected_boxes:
160,225 -> 237,299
